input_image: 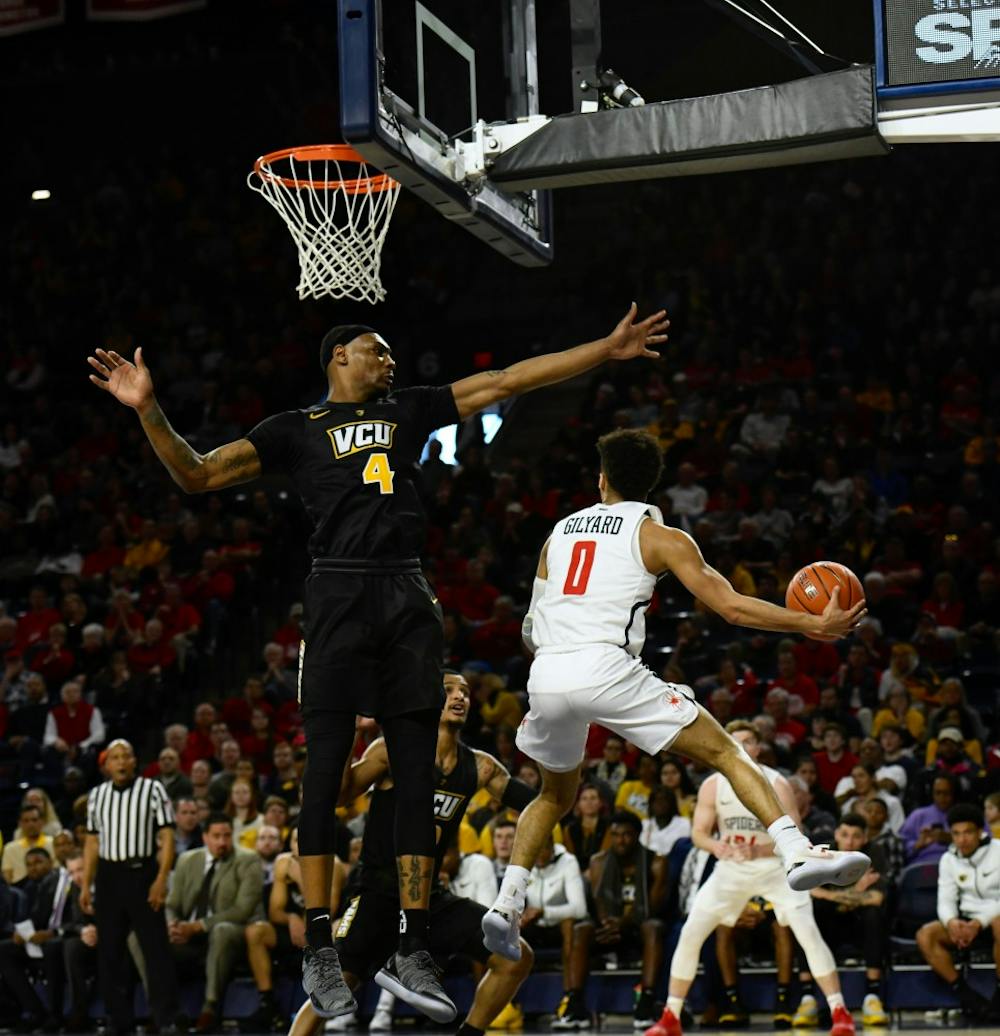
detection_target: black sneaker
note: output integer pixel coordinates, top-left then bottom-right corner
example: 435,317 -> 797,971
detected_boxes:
958,980 -> 990,1020
719,995 -> 749,1028
238,1004 -> 284,1033
633,991 -> 657,1030
302,947 -> 358,1019
551,993 -> 591,1031
774,988 -> 793,1030
374,951 -> 456,1024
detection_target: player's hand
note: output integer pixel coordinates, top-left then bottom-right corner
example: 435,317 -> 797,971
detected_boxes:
288,914 -> 306,948
88,347 -> 155,410
605,303 -> 669,362
521,907 -> 543,927
855,869 -> 879,893
813,585 -> 867,640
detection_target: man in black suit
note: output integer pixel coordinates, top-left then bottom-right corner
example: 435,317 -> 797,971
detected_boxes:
0,850 -> 95,1031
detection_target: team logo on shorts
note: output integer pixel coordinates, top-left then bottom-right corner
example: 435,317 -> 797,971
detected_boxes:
665,690 -> 685,709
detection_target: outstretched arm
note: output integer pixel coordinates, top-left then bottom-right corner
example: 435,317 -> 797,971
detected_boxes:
450,303 -> 668,420
88,347 -> 260,493
338,738 -> 390,805
640,522 -> 865,640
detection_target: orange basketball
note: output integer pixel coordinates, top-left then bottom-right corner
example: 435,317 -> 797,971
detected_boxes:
785,561 -> 865,641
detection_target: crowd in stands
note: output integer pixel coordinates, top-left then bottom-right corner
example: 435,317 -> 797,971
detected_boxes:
4,4 -> 1000,1032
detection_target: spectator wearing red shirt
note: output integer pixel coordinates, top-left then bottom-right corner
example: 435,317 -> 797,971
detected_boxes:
186,702 -> 217,763
767,649 -> 820,713
16,586 -> 61,652
81,524 -> 126,581
44,679 -> 105,765
453,558 -> 500,622
271,602 -> 304,667
104,589 -> 145,649
156,582 -> 201,670
180,551 -> 233,613
921,571 -> 965,630
218,517 -> 262,574
28,623 -> 76,687
792,638 -> 842,683
762,687 -> 807,750
240,706 -> 276,777
126,618 -> 176,677
813,724 -> 859,794
469,596 -> 522,665
222,676 -> 274,737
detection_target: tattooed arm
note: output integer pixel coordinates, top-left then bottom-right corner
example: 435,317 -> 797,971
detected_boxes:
449,304 -> 669,420
88,346 -> 261,493
474,750 -> 537,811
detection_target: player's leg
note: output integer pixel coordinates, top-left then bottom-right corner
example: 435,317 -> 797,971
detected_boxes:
784,908 -> 854,1036
244,921 -> 280,1028
670,707 -> 868,890
296,576 -> 372,1019
376,576 -> 457,1020
645,908 -> 720,1036
297,704 -> 359,1017
773,923 -> 795,1029
288,970 -> 361,1036
714,926 -> 749,1027
483,761 -> 582,959
483,673 -> 588,959
465,945 -> 535,1029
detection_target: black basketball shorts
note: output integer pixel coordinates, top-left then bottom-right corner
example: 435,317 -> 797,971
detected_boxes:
298,563 -> 445,723
334,888 -> 491,979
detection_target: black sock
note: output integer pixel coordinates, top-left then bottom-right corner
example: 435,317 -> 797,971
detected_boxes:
399,907 -> 430,955
777,984 -> 791,1002
642,987 -> 654,998
456,1023 -> 485,1036
306,908 -> 334,950
951,978 -> 964,993
866,977 -> 881,997
259,990 -> 275,1008
725,985 -> 740,1002
801,979 -> 816,998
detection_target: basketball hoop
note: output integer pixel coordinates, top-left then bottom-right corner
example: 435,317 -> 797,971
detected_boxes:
248,145 -> 401,304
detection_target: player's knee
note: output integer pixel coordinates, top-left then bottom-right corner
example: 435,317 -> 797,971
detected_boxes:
516,940 -> 535,975
916,921 -> 940,951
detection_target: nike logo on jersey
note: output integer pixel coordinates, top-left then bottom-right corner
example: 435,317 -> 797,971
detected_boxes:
562,514 -> 624,536
309,410 -> 330,420
327,420 -> 397,458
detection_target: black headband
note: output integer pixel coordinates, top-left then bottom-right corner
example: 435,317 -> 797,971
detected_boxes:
319,324 -> 378,373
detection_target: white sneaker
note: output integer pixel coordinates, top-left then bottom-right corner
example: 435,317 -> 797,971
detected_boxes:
326,1011 -> 358,1032
369,1008 -> 394,1031
481,903 -> 522,961
786,846 -> 870,891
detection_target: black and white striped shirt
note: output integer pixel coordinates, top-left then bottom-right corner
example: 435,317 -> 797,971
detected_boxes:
87,777 -> 174,861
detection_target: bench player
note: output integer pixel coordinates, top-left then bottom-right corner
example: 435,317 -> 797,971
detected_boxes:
652,721 -> 854,1036
87,305 -> 667,1018
286,670 -> 537,1036
482,429 -> 868,963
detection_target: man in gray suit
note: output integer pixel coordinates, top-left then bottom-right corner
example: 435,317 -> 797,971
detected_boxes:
166,812 -> 263,1033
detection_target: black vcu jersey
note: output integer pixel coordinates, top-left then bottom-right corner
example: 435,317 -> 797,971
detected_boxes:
335,741 -> 490,977
359,740 -> 479,898
246,387 -> 459,719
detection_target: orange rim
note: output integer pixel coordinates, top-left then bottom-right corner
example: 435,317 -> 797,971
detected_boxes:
253,144 -> 398,193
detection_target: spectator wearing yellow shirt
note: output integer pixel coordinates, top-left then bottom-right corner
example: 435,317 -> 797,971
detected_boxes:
985,793 -> 1000,840
646,398 -> 694,455
0,803 -> 54,884
871,687 -> 926,743
122,518 -> 169,575
615,754 -> 659,821
473,672 -> 524,733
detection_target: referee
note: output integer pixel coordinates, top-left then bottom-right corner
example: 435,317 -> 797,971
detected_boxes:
81,738 -> 178,1035
88,303 -> 669,1018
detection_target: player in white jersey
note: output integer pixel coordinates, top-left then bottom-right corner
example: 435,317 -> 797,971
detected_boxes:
482,429 -> 868,963
655,722 -> 854,1036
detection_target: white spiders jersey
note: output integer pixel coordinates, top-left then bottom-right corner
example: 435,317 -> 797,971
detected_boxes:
713,765 -> 785,876
530,501 -> 661,657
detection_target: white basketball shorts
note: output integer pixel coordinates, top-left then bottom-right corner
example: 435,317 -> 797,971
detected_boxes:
687,858 -> 812,927
515,644 -> 699,772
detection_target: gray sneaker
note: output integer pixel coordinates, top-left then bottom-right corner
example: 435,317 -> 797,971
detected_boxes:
302,947 -> 358,1019
374,951 -> 456,1024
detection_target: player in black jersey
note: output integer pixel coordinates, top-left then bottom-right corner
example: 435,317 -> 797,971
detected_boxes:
285,671 -> 538,1036
87,305 -> 668,1017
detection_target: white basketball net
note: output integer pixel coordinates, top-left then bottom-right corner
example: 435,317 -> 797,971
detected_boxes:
248,147 -> 401,304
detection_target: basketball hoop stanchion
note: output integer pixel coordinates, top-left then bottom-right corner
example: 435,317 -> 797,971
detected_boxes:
248,144 -> 401,304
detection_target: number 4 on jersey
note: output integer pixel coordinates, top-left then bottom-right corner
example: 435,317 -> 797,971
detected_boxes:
563,540 -> 596,595
362,452 -> 395,495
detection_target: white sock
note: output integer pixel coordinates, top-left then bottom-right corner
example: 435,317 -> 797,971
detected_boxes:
497,864 -> 531,910
826,992 -> 845,1012
767,815 -> 810,863
667,996 -> 685,1017
376,989 -> 395,1012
